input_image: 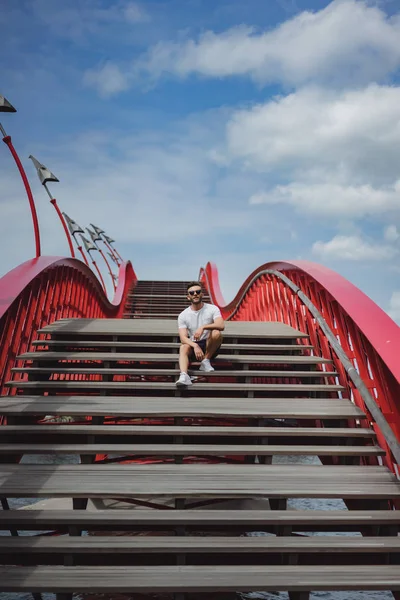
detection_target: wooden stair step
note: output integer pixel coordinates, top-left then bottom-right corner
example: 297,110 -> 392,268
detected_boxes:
0,443 -> 384,457
128,294 -> 193,298
125,303 -> 196,307
1,509 -> 398,530
0,396 -> 365,419
2,535 -> 399,554
123,313 -> 177,323
31,340 -> 312,351
1,464 -> 398,499
130,298 -> 203,300
1,564 -> 400,593
37,319 -> 309,339
127,298 -> 189,301
1,425 -> 376,438
7,381 -> 345,393
12,367 -> 338,379
125,314 -> 184,318
18,351 -> 331,364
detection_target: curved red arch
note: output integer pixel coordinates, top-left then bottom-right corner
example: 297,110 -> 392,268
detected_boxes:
200,259 -> 400,472
0,257 -> 137,397
201,259 -> 400,384
0,256 -> 136,321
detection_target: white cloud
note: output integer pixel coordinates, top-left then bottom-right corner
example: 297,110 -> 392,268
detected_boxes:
227,85 -> 400,184
384,224 -> 400,242
388,291 -> 400,323
312,234 -> 398,261
0,113 -> 263,282
106,0 -> 400,91
249,181 -> 400,218
83,62 -> 130,97
3,0 -> 400,316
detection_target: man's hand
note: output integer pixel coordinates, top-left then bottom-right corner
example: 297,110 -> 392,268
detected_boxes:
193,326 -> 204,341
193,343 -> 205,361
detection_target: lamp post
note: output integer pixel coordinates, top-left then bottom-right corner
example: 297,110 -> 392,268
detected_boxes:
86,227 -> 116,291
80,234 -> 107,293
107,251 -> 119,267
101,231 -> 123,262
63,213 -> 89,267
0,95 -> 41,257
29,155 -> 75,258
90,223 -> 121,265
107,252 -> 119,285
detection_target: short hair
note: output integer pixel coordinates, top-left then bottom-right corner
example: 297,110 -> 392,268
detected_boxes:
186,281 -> 203,292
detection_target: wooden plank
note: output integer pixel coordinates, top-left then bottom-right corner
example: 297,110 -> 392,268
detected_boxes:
125,304 -> 200,308
128,299 -> 187,302
0,396 -> 365,419
2,535 -> 400,553
1,565 -> 400,592
31,341 -> 313,351
1,509 -> 398,529
0,425 -> 376,438
37,319 -> 309,339
12,367 -> 338,379
0,443 -> 384,457
123,313 -> 178,323
18,352 -> 331,364
124,313 -> 182,318
1,464 -> 399,499
7,381 -> 345,393
125,307 -> 187,311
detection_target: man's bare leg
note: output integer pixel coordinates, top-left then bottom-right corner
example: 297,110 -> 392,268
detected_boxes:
205,330 -> 222,360
179,343 -> 192,373
176,344 -> 194,387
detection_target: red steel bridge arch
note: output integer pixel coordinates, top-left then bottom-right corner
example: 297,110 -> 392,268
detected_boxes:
199,259 -> 400,479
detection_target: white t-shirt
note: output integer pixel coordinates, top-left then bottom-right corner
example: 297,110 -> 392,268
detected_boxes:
178,303 -> 222,341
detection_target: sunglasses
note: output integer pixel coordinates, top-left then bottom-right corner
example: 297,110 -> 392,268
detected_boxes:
188,290 -> 202,296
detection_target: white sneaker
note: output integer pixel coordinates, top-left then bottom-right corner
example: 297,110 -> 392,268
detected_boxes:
199,358 -> 214,372
176,372 -> 192,387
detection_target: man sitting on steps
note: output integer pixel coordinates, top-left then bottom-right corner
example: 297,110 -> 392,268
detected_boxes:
176,281 -> 225,387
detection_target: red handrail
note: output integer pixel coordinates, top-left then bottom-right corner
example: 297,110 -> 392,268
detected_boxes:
200,260 -> 400,475
0,257 -> 137,397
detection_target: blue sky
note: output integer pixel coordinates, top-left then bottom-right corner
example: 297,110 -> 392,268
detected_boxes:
1,0 -> 400,319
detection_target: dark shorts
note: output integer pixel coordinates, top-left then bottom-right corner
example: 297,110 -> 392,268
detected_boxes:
190,338 -> 220,359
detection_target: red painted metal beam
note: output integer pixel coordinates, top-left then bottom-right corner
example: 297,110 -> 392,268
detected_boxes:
2,135 -> 41,258
200,259 -> 400,383
0,257 -> 137,400
200,260 -> 400,477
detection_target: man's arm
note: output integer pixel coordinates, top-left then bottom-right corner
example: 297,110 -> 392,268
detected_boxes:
202,317 -> 225,332
178,327 -> 198,348
193,317 -> 225,341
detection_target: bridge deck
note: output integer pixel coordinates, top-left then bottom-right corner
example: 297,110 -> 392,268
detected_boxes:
2,508 -> 399,529
1,565 -> 400,593
1,281 -> 399,599
1,464 -> 398,498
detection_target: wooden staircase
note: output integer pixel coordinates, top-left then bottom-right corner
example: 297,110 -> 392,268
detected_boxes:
0,279 -> 399,599
123,279 -> 210,318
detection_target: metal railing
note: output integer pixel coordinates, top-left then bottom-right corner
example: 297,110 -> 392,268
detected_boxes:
0,257 -> 136,398
200,260 -> 400,476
